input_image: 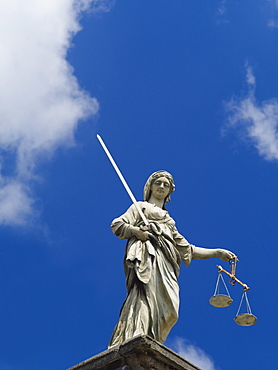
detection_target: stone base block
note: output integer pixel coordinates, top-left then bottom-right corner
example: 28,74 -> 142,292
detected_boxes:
67,335 -> 201,370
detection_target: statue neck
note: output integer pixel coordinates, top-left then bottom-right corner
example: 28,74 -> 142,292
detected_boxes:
148,196 -> 164,209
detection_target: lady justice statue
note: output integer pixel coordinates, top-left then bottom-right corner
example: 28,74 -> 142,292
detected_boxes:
97,130 -> 238,348
108,170 -> 238,348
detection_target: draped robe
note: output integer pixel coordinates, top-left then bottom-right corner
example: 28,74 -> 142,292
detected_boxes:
108,201 -> 194,347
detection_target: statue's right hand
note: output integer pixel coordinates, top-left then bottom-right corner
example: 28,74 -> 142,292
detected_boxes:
134,229 -> 151,242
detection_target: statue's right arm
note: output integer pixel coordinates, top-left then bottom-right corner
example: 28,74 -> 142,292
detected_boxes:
110,203 -> 147,240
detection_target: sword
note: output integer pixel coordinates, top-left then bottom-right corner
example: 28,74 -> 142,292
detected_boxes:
96,134 -> 149,226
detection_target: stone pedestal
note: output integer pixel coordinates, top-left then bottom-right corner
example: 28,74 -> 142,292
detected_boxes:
67,335 -> 201,370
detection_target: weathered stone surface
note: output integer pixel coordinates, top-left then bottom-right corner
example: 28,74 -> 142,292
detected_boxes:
67,335 -> 202,370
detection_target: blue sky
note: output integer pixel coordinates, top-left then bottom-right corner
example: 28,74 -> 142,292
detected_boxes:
1,1 -> 278,369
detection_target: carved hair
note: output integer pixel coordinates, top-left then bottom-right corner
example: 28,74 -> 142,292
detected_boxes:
143,170 -> 175,208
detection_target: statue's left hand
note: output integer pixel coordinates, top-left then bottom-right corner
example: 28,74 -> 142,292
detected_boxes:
217,249 -> 239,262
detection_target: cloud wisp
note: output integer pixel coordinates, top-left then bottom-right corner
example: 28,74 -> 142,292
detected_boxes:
168,337 -> 218,370
216,1 -> 227,17
268,0 -> 278,28
224,64 -> 278,162
0,0 -> 109,225
215,0 -> 230,24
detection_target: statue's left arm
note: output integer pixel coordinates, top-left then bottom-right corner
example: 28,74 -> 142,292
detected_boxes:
171,224 -> 238,264
192,246 -> 238,262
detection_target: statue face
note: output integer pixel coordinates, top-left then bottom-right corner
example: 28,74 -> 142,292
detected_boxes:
150,176 -> 171,200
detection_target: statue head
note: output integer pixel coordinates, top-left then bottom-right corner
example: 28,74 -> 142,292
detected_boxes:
144,170 -> 175,208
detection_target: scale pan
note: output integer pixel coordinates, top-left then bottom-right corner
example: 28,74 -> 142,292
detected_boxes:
234,313 -> 257,326
209,294 -> 233,308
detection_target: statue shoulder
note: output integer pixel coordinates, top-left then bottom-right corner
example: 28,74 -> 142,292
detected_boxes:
129,201 -> 148,210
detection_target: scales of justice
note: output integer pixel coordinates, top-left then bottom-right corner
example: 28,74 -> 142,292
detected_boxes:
97,134 -> 257,339
209,260 -> 257,326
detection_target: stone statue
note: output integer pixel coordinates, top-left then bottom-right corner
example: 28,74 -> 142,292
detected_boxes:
108,170 -> 238,348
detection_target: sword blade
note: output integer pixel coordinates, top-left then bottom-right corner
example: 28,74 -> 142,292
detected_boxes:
96,134 -> 149,226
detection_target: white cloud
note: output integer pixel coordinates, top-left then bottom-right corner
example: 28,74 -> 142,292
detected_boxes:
268,19 -> 278,28
245,64 -> 256,87
169,337 -> 218,370
216,0 -> 227,17
90,0 -> 114,12
215,0 -> 230,24
267,0 -> 278,28
225,65 -> 278,161
0,0 -> 111,225
0,178 -> 34,225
